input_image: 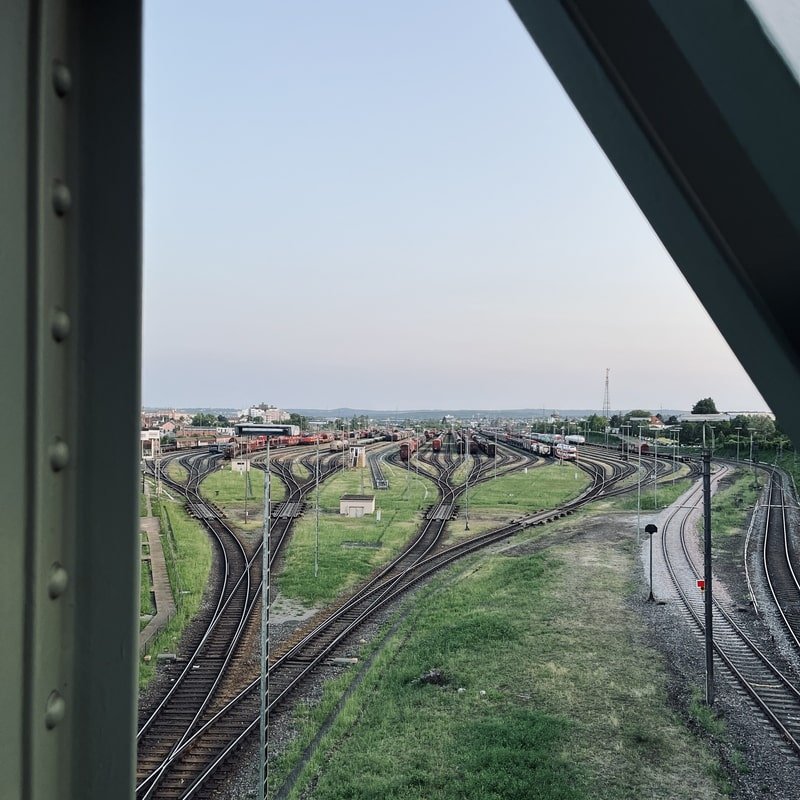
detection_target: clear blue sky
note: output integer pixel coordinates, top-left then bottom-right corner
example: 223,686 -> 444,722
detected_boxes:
142,0 -> 767,413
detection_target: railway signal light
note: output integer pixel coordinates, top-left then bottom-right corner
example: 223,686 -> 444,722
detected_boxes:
697,579 -> 705,591
645,524 -> 657,601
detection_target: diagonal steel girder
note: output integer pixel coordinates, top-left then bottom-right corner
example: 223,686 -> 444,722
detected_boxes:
509,0 -> 800,438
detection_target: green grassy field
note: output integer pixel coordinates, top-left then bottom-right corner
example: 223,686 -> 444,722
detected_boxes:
200,465 -> 286,531
278,463 -> 437,606
446,463 -> 591,539
139,501 -> 212,689
615,477 -> 692,512
279,526 -> 726,800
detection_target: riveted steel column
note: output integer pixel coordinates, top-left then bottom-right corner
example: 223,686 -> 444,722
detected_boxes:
0,4 -> 35,798
0,2 -> 142,799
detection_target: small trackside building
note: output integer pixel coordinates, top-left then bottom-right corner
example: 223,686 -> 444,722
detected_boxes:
339,494 -> 376,517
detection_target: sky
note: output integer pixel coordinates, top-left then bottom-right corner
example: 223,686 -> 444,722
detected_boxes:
142,0 -> 768,413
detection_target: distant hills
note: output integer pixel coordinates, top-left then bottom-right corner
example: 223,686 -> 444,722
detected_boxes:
287,407 -> 688,421
144,405 -> 691,421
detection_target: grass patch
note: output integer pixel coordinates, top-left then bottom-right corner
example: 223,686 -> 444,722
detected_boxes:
705,470 -> 760,550
166,460 -> 188,482
468,462 -> 590,512
282,531 -> 726,800
140,491 -> 148,517
445,463 -> 590,541
689,689 -> 727,738
200,465 -> 286,531
139,538 -> 155,625
450,455 -> 476,486
615,478 -> 692,512
148,489 -> 161,518
138,501 -> 212,690
292,460 -> 311,480
278,464 -> 437,606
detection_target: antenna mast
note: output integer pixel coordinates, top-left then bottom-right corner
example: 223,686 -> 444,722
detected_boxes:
602,368 -> 611,447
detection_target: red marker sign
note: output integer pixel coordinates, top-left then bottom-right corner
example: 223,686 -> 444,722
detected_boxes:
696,579 -> 705,591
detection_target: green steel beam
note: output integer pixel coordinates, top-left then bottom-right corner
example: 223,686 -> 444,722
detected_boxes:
509,0 -> 800,440
0,2 -> 142,798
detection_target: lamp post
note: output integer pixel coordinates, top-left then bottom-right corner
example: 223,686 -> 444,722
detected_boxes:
244,456 -> 249,524
645,523 -> 658,601
230,422 -> 298,800
735,426 -> 742,462
315,430 -> 320,578
464,437 -> 470,531
702,447 -> 714,705
653,431 -> 658,509
637,426 -> 643,547
259,436 -> 271,800
671,429 -> 676,485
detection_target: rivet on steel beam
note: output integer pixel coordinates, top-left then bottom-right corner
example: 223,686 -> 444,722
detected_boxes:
52,61 -> 72,98
52,181 -> 71,216
51,309 -> 71,342
49,439 -> 70,471
48,563 -> 69,599
45,691 -> 66,730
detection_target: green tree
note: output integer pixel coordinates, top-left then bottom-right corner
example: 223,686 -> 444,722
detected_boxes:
691,397 -> 718,414
288,413 -> 308,430
586,414 -> 607,432
191,413 -> 217,427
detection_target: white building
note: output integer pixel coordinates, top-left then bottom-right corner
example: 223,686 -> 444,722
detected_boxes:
339,494 -> 376,517
240,404 -> 290,423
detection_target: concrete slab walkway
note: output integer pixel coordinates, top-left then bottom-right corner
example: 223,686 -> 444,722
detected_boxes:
140,486 -> 176,651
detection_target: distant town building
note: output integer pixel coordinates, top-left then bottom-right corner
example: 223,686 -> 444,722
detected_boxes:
240,404 -> 290,423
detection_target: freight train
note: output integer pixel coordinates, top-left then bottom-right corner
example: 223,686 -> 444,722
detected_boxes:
472,434 -> 496,458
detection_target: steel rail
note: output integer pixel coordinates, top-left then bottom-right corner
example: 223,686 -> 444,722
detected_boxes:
660,468 -> 800,757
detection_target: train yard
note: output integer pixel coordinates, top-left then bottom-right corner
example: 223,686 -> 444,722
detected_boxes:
137,429 -> 800,798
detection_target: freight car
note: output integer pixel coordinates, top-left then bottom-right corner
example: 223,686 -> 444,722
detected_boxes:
399,438 -> 419,461
620,440 -> 650,455
431,438 -> 442,452
554,443 -> 577,461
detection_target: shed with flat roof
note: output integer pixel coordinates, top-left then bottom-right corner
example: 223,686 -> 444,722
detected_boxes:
339,494 -> 376,517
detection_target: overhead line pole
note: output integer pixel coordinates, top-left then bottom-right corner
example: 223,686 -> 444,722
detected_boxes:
703,447 -> 714,705
260,437 -> 271,800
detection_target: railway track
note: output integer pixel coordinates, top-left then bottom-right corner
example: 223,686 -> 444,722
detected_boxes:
659,467 -> 800,758
761,467 -> 800,651
137,451 -> 255,798
144,441 -> 633,798
136,447 -> 345,799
